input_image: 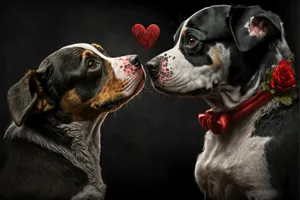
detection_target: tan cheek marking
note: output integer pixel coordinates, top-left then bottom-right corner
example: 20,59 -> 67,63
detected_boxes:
60,60 -> 126,120
60,60 -> 127,120
90,60 -> 125,109
60,61 -> 125,121
209,46 -> 222,69
60,88 -> 100,121
92,43 -> 105,51
82,50 -> 95,60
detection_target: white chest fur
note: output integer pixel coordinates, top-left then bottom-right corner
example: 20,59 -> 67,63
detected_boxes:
194,103 -> 279,200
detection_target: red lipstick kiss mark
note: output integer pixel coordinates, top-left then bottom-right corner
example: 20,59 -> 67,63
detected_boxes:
132,24 -> 160,50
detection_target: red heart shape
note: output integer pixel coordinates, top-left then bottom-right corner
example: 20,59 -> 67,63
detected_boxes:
132,24 -> 160,50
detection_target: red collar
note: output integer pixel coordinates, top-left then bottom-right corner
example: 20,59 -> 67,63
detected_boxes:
198,90 -> 273,135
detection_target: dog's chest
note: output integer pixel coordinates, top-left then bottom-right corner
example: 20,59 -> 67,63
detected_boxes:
195,112 -> 273,199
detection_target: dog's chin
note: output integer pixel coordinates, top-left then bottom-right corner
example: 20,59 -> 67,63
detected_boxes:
152,83 -> 209,98
101,73 -> 146,112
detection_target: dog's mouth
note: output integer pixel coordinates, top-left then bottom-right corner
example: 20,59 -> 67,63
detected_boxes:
100,73 -> 146,111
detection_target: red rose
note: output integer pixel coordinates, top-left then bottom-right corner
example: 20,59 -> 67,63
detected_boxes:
270,60 -> 296,91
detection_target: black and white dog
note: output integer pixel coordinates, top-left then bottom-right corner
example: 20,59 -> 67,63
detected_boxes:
146,5 -> 299,200
0,43 -> 145,200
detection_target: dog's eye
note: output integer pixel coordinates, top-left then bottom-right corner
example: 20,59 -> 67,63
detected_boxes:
187,37 -> 198,47
87,58 -> 99,71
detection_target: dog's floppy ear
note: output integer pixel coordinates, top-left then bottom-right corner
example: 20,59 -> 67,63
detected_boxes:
227,5 -> 282,52
7,69 -> 54,126
7,70 -> 39,126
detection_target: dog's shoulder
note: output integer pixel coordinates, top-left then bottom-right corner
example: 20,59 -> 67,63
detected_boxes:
253,99 -> 299,193
253,99 -> 299,157
253,99 -> 299,141
0,126 -> 88,200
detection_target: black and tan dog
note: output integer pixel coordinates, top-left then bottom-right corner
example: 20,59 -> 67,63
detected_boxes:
0,43 -> 145,200
146,5 -> 299,200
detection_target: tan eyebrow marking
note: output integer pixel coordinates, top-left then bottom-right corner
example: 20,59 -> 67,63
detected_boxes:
181,29 -> 187,37
91,43 -> 104,51
82,49 -> 95,60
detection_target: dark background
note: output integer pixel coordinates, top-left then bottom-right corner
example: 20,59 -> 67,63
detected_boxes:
0,0 -> 299,199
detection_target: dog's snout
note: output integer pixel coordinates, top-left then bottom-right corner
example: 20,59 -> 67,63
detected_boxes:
129,55 -> 141,68
145,61 -> 160,77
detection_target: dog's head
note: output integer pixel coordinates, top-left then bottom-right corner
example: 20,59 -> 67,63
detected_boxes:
7,43 -> 145,126
146,5 -> 289,110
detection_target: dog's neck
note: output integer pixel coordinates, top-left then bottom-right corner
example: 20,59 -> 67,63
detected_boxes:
204,39 -> 293,113
4,112 -> 108,188
203,79 -> 261,112
57,113 -> 108,166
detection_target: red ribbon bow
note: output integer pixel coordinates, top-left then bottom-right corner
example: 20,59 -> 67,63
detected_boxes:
198,110 -> 229,135
198,90 -> 273,135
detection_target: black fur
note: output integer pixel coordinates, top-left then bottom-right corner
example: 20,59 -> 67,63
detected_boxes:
253,100 -> 299,199
0,137 -> 88,200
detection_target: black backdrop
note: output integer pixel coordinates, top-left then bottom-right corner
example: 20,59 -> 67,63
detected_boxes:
0,0 -> 299,199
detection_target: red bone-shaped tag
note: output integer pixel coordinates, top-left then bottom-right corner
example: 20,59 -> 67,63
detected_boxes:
132,24 -> 160,50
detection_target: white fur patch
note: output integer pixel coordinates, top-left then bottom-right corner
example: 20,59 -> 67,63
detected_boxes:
194,101 -> 279,199
62,43 -> 112,61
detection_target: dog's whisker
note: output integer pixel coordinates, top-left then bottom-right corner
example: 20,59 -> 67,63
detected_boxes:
143,86 -> 155,96
125,81 -> 138,93
137,90 -> 144,100
143,85 -> 152,92
112,110 -> 118,118
124,102 -> 130,110
178,13 -> 183,23
169,79 -> 189,89
173,98 -> 182,107
166,72 -> 181,85
125,52 -> 134,56
124,78 -> 136,90
167,20 -> 179,28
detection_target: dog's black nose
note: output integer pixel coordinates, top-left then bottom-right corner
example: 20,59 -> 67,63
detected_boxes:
129,55 -> 141,68
145,61 -> 160,77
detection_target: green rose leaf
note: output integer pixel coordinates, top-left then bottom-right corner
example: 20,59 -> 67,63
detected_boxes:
265,68 -> 273,79
288,56 -> 295,63
270,89 -> 276,94
261,81 -> 270,91
278,95 -> 293,106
